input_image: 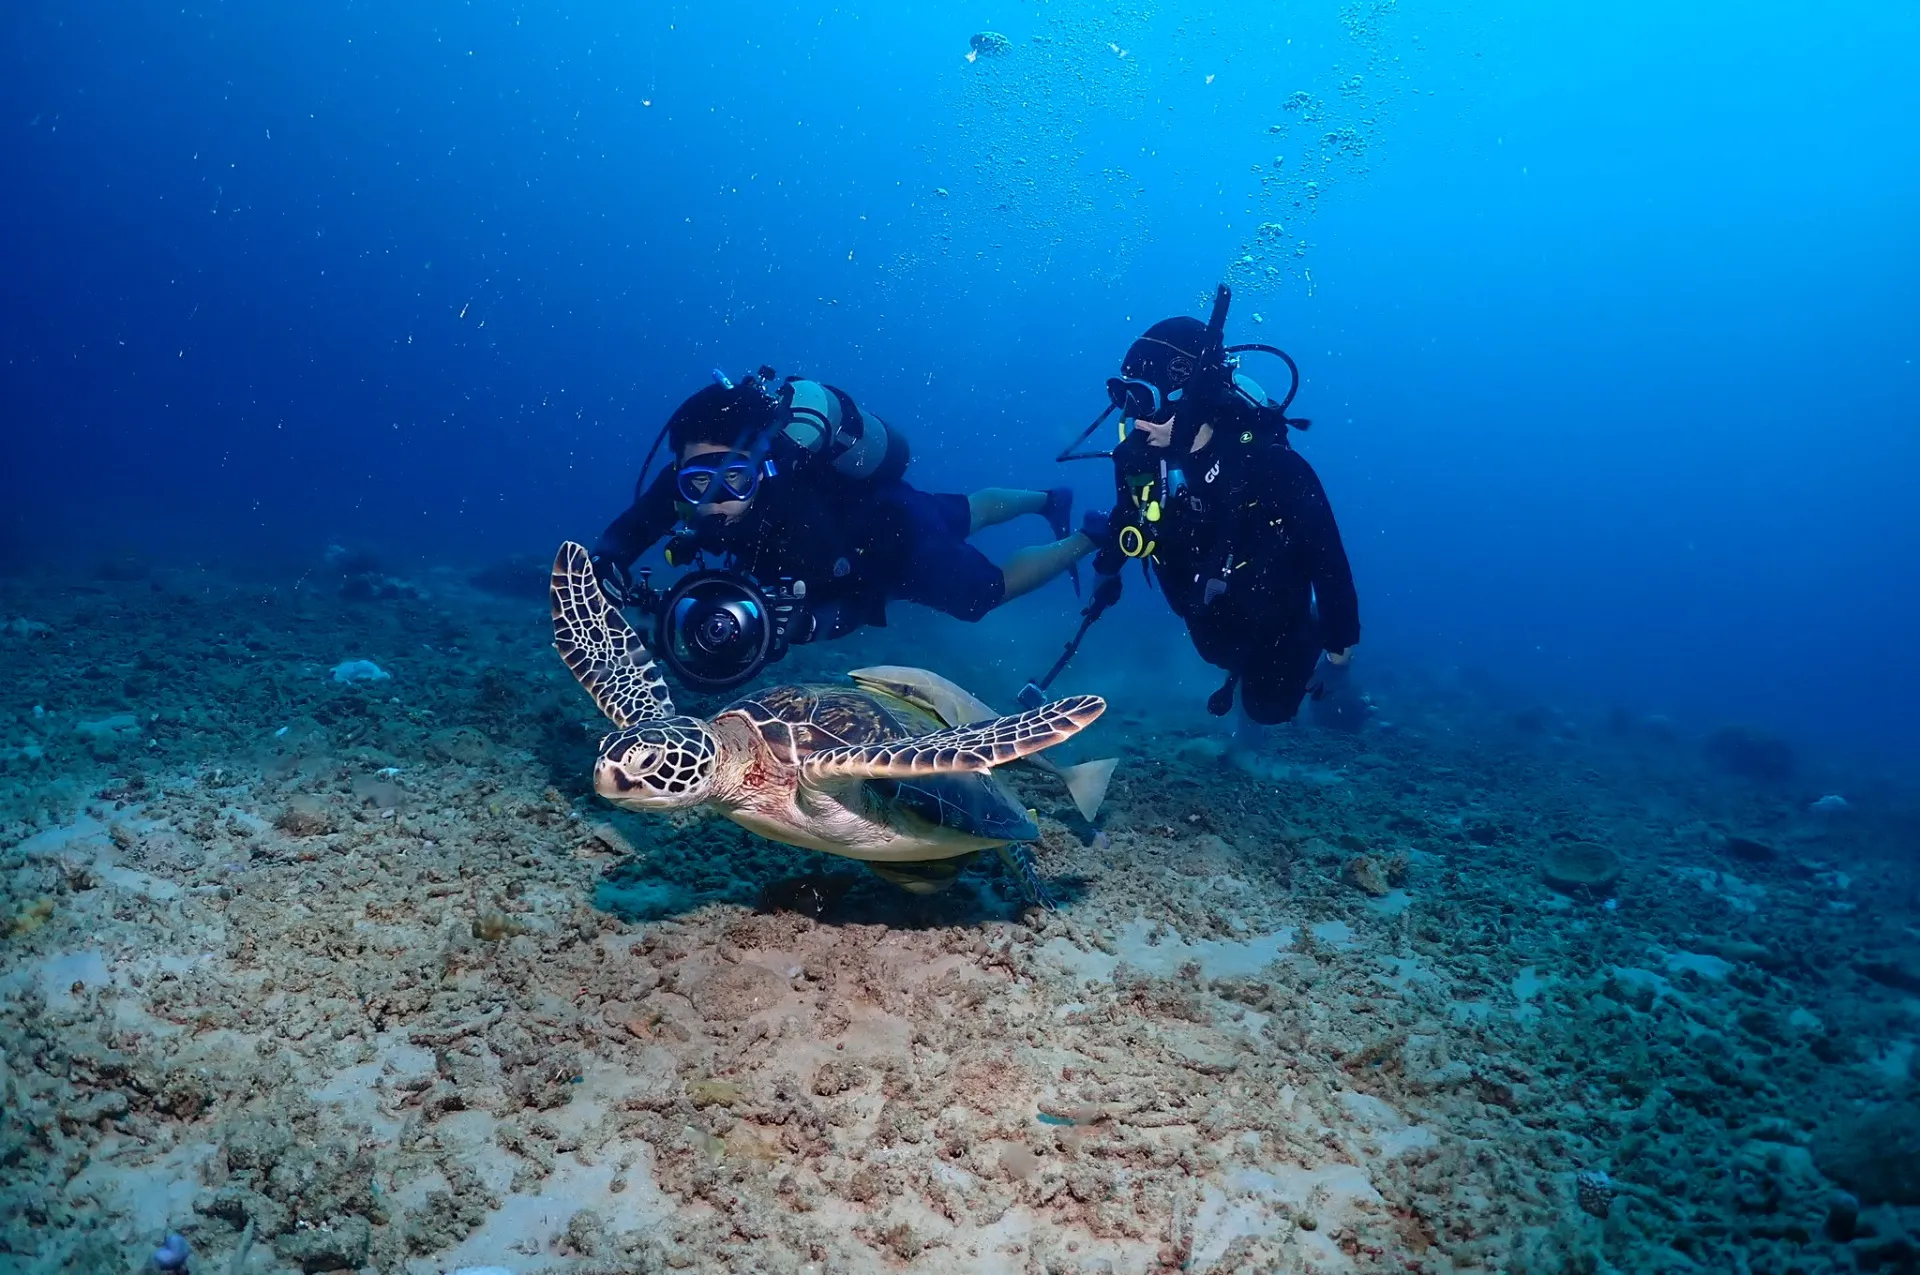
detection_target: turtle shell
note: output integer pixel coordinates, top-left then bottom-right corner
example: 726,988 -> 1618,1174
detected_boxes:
724,684 -> 926,761
722,684 -> 1035,844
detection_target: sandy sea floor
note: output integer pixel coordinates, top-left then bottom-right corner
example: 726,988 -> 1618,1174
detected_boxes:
4,558 -> 1920,1275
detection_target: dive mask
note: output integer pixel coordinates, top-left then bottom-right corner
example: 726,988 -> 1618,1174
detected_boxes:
676,451 -> 772,506
1106,376 -> 1175,423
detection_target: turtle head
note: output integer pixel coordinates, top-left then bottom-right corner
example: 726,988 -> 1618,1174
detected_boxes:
593,716 -> 720,810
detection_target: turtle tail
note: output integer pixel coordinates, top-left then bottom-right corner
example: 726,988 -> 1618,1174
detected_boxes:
996,843 -> 1057,912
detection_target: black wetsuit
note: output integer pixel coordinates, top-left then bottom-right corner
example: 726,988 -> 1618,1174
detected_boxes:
593,391 -> 1006,638
1099,405 -> 1360,723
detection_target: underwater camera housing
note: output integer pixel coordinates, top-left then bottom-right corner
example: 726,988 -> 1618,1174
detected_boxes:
624,565 -> 809,694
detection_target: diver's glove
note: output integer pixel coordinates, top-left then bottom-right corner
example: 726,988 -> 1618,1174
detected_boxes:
790,599 -> 861,644
1083,509 -> 1129,580
590,553 -> 638,608
1080,507 -> 1117,548
1089,570 -> 1123,616
1305,651 -> 1353,702
787,607 -> 819,645
1207,671 -> 1241,717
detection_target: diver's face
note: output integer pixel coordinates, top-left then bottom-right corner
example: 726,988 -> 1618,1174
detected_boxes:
679,442 -> 756,523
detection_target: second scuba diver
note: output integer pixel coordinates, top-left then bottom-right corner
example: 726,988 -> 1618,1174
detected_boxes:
591,370 -> 1102,687
1076,287 -> 1362,730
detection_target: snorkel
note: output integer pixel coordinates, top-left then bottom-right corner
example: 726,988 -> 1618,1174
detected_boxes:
1167,284 -> 1235,453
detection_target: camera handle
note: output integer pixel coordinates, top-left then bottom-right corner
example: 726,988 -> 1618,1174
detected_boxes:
766,578 -> 809,651
628,567 -> 663,614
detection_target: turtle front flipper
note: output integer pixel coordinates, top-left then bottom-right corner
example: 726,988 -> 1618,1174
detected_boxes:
848,666 -> 1118,822
551,541 -> 675,726
800,696 -> 1105,781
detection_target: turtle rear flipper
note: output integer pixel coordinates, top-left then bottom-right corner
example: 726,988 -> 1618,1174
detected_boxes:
550,541 -> 675,726
800,696 -> 1105,781
1055,757 -> 1118,823
996,843 -> 1058,911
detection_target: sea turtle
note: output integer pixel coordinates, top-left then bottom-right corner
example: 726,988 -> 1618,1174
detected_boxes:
550,542 -> 1106,906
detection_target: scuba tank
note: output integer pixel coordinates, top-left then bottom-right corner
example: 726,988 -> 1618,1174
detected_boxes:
778,379 -> 911,483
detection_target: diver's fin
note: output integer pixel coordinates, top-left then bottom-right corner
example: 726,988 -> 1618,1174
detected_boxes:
802,696 -> 1105,781
1042,486 -> 1082,598
1056,757 -> 1117,823
1043,485 -> 1075,541
996,843 -> 1058,911
550,541 -> 675,726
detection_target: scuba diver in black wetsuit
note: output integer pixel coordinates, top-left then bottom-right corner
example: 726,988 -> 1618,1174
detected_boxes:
589,370 -> 1099,690
1032,286 -> 1360,729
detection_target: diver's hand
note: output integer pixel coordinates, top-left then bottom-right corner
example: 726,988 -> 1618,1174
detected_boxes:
590,553 -> 637,607
789,599 -> 850,645
1327,647 -> 1353,667
787,607 -> 819,645
1090,571 -> 1123,614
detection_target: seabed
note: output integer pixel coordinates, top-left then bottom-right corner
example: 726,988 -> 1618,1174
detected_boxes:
3,561 -> 1915,1274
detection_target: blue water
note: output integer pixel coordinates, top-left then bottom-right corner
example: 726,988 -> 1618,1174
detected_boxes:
3,0 -> 1917,765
